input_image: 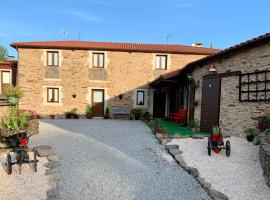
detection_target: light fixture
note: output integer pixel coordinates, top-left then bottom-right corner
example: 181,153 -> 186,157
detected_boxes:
209,64 -> 217,72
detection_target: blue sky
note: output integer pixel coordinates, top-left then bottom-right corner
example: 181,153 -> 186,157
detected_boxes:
1,0 -> 269,56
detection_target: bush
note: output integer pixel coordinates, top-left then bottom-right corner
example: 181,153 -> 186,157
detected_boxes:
65,108 -> 79,119
85,104 -> 93,119
3,85 -> 23,98
132,108 -> 143,120
264,129 -> 270,136
104,106 -> 110,119
1,107 -> 30,132
143,112 -> 152,122
18,109 -> 38,120
244,127 -> 256,136
189,120 -> 198,129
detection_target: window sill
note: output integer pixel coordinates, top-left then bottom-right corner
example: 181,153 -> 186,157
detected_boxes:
43,102 -> 63,107
44,78 -> 61,81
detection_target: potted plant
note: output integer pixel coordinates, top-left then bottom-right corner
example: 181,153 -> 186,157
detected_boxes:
257,115 -> 270,133
143,112 -> 152,123
132,108 -> 143,120
212,126 -> 221,135
189,120 -> 198,132
65,108 -> 79,119
1,107 -> 29,137
104,106 -> 110,119
154,119 -> 163,133
3,85 -> 23,106
264,129 -> 270,144
85,104 -> 93,119
244,127 -> 256,142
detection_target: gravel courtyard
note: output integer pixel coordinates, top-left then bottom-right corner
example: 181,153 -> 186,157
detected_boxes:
30,119 -> 210,200
169,137 -> 270,200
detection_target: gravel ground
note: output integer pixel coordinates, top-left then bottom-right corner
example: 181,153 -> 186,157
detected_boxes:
0,153 -> 49,200
30,119 -> 211,200
169,137 -> 270,200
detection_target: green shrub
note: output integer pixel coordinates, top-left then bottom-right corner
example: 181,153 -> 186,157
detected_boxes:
212,126 -> 220,134
189,120 -> 198,129
3,85 -> 23,98
104,106 -> 110,119
264,129 -> 270,136
244,127 -> 256,136
65,108 -> 79,119
132,108 -> 143,120
1,107 -> 30,131
85,104 -> 93,119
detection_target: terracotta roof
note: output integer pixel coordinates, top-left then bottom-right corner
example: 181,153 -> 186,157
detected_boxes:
10,40 -> 220,55
0,60 -> 17,68
150,32 -> 270,85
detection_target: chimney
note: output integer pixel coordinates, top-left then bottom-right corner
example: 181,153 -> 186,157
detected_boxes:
192,43 -> 203,48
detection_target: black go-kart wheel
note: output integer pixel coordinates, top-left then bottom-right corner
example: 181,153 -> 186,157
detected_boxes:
5,153 -> 12,175
207,140 -> 211,156
225,141 -> 231,157
33,150 -> 38,172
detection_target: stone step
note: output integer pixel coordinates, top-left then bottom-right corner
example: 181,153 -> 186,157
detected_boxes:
0,94 -> 7,100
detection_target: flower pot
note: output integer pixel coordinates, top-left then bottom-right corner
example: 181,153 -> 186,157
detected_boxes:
246,135 -> 254,142
155,128 -> 163,133
191,128 -> 197,132
163,133 -> 168,139
7,97 -> 18,106
267,136 -> 270,144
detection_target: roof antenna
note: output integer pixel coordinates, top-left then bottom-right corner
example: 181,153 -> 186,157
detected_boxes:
61,28 -> 68,40
210,43 -> 213,48
78,32 -> 81,41
166,34 -> 174,44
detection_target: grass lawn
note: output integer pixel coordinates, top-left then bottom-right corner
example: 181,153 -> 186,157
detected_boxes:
161,119 -> 209,138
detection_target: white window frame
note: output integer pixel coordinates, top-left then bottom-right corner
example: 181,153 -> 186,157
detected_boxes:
136,90 -> 145,105
155,55 -> 168,70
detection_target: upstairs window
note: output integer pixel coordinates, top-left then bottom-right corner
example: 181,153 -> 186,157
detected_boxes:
93,53 -> 105,68
136,90 -> 145,105
47,88 -> 59,103
155,55 -> 167,70
47,51 -> 59,66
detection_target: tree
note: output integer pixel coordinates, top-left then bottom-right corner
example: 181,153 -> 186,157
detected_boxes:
0,45 -> 8,61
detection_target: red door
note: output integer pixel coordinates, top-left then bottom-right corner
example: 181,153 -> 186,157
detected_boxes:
200,76 -> 221,132
92,89 -> 104,117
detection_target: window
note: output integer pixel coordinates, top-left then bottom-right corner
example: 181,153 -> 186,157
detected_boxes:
155,55 -> 167,70
47,88 -> 59,103
136,90 -> 145,105
93,53 -> 105,68
47,51 -> 59,66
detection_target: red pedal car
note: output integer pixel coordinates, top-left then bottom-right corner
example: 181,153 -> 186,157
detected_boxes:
207,126 -> 231,157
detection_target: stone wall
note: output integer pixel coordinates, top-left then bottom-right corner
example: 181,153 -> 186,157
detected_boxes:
17,48 -> 206,116
259,136 -> 270,187
192,41 -> 270,136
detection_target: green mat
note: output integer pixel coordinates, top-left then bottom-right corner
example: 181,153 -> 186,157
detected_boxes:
161,119 -> 209,137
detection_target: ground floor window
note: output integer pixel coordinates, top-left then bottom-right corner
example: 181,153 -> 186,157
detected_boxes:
47,88 -> 59,103
136,90 -> 145,105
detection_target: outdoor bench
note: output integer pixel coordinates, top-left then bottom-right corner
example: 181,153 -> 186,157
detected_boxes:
112,108 -> 130,119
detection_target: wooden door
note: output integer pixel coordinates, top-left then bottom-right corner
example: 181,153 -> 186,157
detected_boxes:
200,76 -> 221,132
92,89 -> 104,117
153,91 -> 166,118
1,71 -> 11,94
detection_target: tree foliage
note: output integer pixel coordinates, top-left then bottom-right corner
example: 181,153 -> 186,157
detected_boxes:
0,45 -> 8,61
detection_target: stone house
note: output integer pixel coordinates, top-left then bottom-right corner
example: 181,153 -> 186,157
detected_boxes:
151,33 -> 270,135
10,41 -> 218,117
0,60 -> 17,121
